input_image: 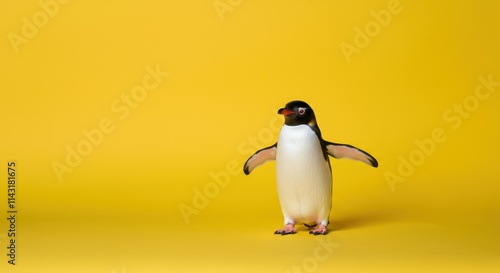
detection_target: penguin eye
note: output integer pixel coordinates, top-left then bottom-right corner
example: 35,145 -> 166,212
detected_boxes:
297,107 -> 306,115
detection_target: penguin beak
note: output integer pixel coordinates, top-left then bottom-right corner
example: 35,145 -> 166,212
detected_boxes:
278,108 -> 294,116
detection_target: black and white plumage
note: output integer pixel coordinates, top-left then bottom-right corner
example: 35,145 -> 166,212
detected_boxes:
244,100 -> 378,235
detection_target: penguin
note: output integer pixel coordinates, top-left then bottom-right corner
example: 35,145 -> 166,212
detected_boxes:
243,100 -> 378,235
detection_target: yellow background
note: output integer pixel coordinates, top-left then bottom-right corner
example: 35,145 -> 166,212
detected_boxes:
1,0 -> 499,272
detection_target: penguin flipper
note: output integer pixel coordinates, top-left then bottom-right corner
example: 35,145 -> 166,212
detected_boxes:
243,143 -> 277,175
325,141 -> 378,167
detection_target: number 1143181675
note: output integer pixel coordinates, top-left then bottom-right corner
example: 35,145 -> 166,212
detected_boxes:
8,162 -> 16,210
7,161 -> 17,266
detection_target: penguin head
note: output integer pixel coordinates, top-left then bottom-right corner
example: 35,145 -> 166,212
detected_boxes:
278,100 -> 316,126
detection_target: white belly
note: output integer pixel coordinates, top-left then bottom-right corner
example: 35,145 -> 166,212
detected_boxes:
276,125 -> 332,226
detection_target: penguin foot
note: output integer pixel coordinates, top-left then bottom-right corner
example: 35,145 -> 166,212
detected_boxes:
274,224 -> 297,235
309,225 -> 328,235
